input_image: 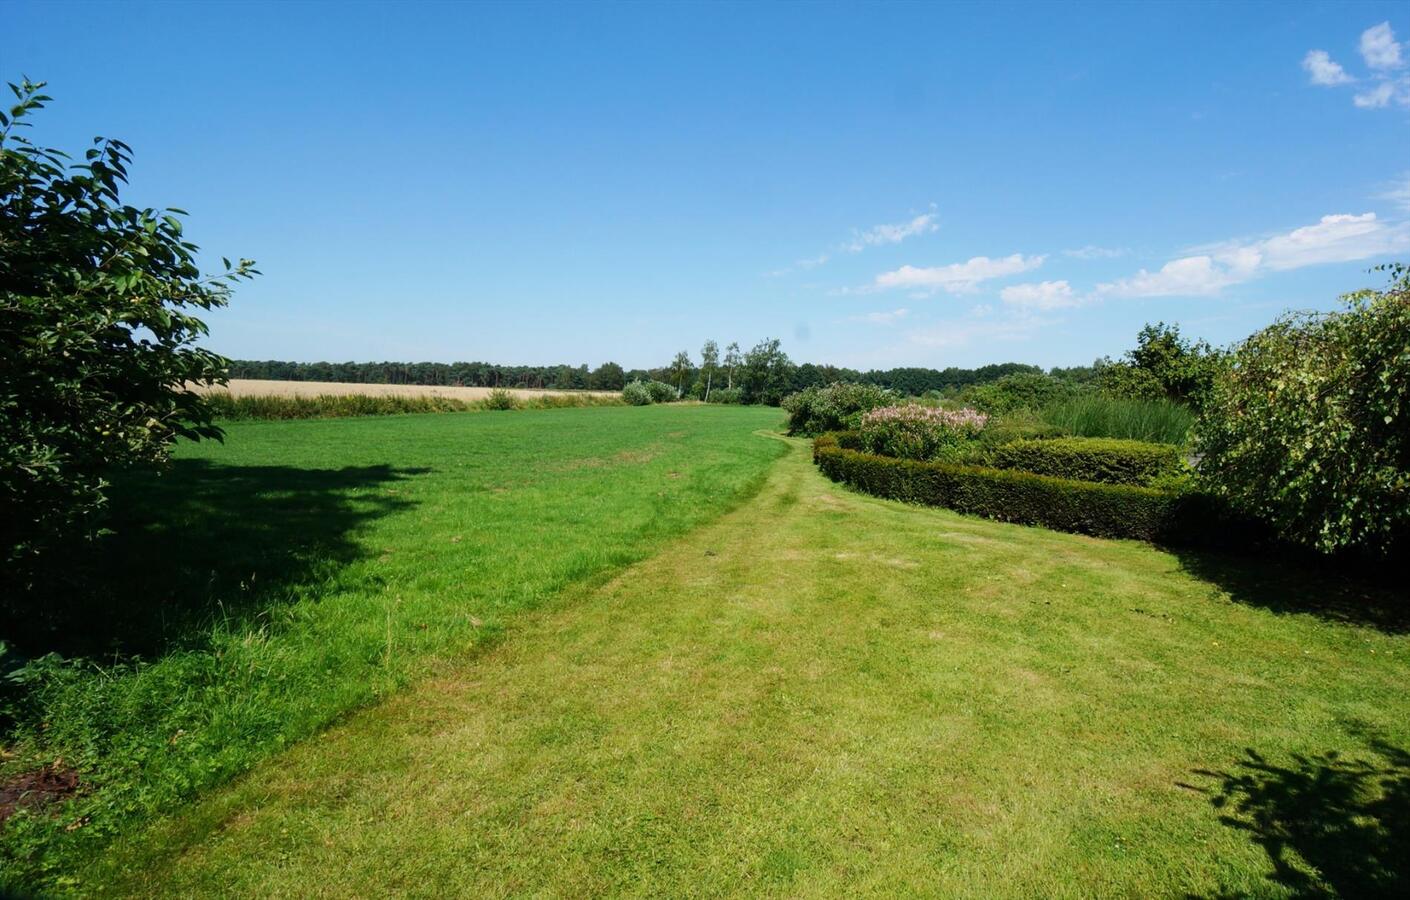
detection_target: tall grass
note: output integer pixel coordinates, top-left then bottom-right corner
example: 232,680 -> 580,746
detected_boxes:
204,390 -> 623,420
1039,396 -> 1194,446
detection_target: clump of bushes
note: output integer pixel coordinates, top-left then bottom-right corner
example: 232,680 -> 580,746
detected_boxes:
782,382 -> 896,436
1196,264 -> 1410,556
481,389 -> 520,411
857,404 -> 988,461
708,387 -> 743,404
622,380 -> 679,405
1039,396 -> 1194,446
960,372 -> 1080,415
983,437 -> 1185,486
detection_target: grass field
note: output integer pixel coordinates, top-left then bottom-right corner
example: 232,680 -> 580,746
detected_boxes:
72,430 -> 1409,897
0,405 -> 786,889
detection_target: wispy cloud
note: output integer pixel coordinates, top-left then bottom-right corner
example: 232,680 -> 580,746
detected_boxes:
843,212 -> 938,252
1379,173 -> 1410,211
1098,213 -> 1410,298
1063,245 -> 1126,260
904,311 -> 1050,349
847,307 -> 911,325
873,254 -> 1045,295
1303,22 -> 1409,109
1001,280 -> 1084,309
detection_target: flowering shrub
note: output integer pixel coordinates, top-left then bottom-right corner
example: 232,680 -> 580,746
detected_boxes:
782,381 -> 896,435
858,404 -> 988,461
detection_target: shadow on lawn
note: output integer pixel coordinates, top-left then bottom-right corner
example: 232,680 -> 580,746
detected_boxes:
1190,742 -> 1410,899
1171,547 -> 1410,635
2,459 -> 428,661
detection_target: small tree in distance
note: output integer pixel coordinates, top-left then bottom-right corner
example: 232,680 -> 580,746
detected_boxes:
700,339 -> 719,401
671,350 -> 692,398
723,341 -> 741,389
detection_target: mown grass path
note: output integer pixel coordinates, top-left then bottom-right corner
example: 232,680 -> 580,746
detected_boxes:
92,436 -> 1409,897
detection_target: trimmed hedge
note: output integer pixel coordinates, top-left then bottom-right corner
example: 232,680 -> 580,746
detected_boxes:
983,437 -> 1184,486
813,434 -> 1258,548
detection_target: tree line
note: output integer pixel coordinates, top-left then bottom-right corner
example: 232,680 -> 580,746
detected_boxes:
228,351 -> 1067,399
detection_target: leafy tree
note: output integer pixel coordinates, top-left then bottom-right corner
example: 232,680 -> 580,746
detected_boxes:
589,361 -> 625,391
1098,323 -> 1223,408
1196,265 -> 1410,556
739,337 -> 794,406
1,80 -> 256,582
723,341 -> 741,389
960,372 -> 1081,414
699,339 -> 719,401
670,350 -> 692,398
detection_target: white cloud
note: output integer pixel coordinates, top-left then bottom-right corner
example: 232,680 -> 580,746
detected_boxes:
1360,22 -> 1404,71
1303,49 -> 1355,86
848,307 -> 910,325
905,313 -> 1048,349
1354,80 -> 1397,108
1100,213 -> 1410,298
1063,245 -> 1126,260
873,254 -> 1045,295
844,213 -> 938,252
1000,280 -> 1083,309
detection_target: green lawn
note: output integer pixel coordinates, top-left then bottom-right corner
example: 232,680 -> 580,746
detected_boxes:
79,430 -> 1408,897
1,404 -> 787,890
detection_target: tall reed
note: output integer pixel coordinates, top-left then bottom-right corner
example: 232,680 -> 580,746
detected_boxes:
1039,396 -> 1194,446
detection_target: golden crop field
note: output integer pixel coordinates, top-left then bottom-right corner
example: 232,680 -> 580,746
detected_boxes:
203,379 -> 617,400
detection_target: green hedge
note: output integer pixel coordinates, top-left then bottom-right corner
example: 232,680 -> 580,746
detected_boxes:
813,434 -> 1255,547
983,436 -> 1184,486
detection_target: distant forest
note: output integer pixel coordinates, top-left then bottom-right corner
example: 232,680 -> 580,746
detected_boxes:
227,357 -> 1096,397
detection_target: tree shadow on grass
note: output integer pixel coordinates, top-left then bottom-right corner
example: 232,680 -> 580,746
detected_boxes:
2,459 -> 428,661
1170,546 -> 1410,635
1188,742 -> 1410,898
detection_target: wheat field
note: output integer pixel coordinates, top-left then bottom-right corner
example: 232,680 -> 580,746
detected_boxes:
202,379 -> 616,400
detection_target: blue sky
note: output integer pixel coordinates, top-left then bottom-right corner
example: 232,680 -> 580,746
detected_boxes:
8,0 -> 1409,369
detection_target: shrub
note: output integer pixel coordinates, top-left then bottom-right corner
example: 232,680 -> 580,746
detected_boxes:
1039,396 -> 1194,445
782,381 -> 896,436
977,409 -> 1070,446
622,381 -> 653,405
983,437 -> 1185,486
813,436 -> 1256,547
1,81 -> 256,582
1096,322 -> 1226,409
645,380 -> 678,403
708,387 -> 742,404
961,373 -> 1079,415
480,388 -> 520,411
1195,264 -> 1410,556
858,404 -> 988,461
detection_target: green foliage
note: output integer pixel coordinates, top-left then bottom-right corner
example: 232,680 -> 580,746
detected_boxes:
707,386 -> 742,404
1195,265 -> 1410,556
814,437 -> 1177,540
622,381 -> 653,406
645,380 -> 677,403
975,409 -> 1070,446
481,388 -> 520,411
856,405 -> 988,462
984,437 -> 1185,486
961,372 -> 1080,414
1039,396 -> 1195,445
1097,322 -> 1225,408
0,80 -> 256,580
781,381 -> 896,436
739,337 -> 794,405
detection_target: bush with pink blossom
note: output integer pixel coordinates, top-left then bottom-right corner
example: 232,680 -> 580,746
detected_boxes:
858,404 -> 989,461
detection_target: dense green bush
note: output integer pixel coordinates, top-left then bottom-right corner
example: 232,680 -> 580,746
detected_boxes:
1196,264 -> 1410,556
814,436 -> 1252,546
645,380 -> 678,403
481,388 -> 520,411
976,409 -> 1070,445
815,438 -> 1174,540
858,404 -> 988,461
1,81 -> 256,582
1096,322 -> 1225,409
983,437 -> 1184,486
708,387 -> 743,404
1039,396 -> 1194,445
623,381 -> 653,405
782,381 -> 896,436
961,372 -> 1080,414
